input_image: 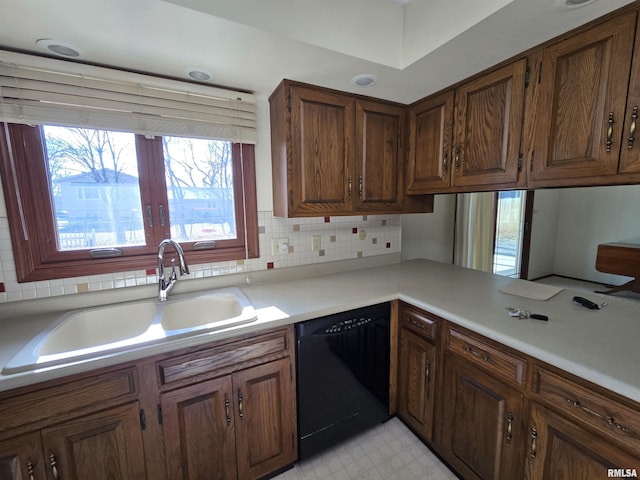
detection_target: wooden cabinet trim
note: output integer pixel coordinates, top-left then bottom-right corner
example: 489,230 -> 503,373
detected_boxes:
533,366 -> 640,453
446,326 -> 528,386
0,366 -> 138,435
157,328 -> 291,387
399,303 -> 439,341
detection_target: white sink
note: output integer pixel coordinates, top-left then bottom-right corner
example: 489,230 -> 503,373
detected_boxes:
2,288 -> 257,374
161,292 -> 256,332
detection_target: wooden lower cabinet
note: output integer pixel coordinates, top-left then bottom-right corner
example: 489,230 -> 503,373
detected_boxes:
527,403 -> 640,479
0,432 -> 46,480
0,403 -> 145,480
41,402 -> 147,480
440,353 -> 526,480
397,324 -> 437,442
161,376 -> 238,480
161,357 -> 296,480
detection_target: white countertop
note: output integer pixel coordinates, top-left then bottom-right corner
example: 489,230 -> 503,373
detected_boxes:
1,259 -> 639,403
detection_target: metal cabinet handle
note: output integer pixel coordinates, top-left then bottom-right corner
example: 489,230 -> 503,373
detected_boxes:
358,176 -> 363,200
405,317 -> 424,329
146,204 -> 154,227
49,453 -> 60,480
238,390 -> 244,419
442,148 -> 449,174
348,176 -> 352,200
506,412 -> 514,445
159,204 -> 166,227
529,426 -> 538,462
425,362 -> 431,388
561,395 -> 632,434
462,345 -> 494,364
27,461 -> 35,480
606,112 -> 614,152
628,106 -> 638,150
455,145 -> 461,171
225,394 -> 231,426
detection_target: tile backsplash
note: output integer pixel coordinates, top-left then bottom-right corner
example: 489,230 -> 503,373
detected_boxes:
0,212 -> 401,303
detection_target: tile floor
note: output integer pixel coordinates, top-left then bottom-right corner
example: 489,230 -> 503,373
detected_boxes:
273,417 -> 459,480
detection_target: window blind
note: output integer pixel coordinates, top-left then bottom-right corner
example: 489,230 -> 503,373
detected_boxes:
0,50 -> 257,143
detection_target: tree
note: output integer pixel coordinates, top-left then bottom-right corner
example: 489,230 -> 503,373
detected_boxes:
43,126 -> 140,244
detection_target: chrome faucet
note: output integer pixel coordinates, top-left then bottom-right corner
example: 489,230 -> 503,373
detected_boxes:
157,239 -> 190,301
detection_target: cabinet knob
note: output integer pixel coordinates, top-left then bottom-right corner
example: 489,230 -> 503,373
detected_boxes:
455,145 -> 461,171
49,453 -> 60,480
26,460 -> 35,480
529,426 -> 538,462
348,176 -> 353,200
442,148 -> 449,174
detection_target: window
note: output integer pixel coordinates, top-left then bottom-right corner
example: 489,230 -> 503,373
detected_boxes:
0,123 -> 258,282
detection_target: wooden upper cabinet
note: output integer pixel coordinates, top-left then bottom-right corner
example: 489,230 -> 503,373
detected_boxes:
452,59 -> 527,189
270,80 -> 433,217
354,100 -> 405,213
620,14 -> 640,175
529,12 -> 637,185
288,85 -> 354,216
407,90 -> 454,193
407,60 -> 526,194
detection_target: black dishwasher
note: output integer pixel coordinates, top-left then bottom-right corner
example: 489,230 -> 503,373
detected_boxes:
295,303 -> 391,460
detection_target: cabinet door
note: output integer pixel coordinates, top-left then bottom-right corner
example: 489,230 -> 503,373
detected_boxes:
40,402 -> 146,480
289,86 -> 354,216
441,354 -> 525,480
527,403 -> 640,479
354,100 -> 405,213
407,90 -> 454,193
0,432 -> 46,480
530,13 -> 636,184
233,358 -> 296,480
397,327 -> 437,442
452,60 -> 526,188
161,376 -> 237,480
620,15 -> 640,175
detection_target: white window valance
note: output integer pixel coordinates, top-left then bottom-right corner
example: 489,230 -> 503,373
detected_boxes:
0,50 -> 257,143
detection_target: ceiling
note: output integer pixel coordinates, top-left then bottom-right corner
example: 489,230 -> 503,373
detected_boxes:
0,0 -> 636,104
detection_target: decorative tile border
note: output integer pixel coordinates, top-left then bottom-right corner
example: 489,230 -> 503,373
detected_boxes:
0,212 -> 401,303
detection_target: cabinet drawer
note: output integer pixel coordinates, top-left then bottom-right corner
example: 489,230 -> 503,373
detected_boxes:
534,366 -> 640,451
0,367 -> 138,433
399,304 -> 438,341
446,327 -> 527,386
158,327 -> 291,387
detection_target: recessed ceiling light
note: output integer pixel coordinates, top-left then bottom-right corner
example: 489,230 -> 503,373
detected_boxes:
186,68 -> 212,82
36,39 -> 82,57
351,74 -> 378,88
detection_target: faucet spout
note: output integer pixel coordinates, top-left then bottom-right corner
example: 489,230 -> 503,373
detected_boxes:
157,239 -> 190,301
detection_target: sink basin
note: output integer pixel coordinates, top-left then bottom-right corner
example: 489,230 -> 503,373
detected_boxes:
39,302 -> 158,356
2,288 -> 257,374
161,292 -> 256,332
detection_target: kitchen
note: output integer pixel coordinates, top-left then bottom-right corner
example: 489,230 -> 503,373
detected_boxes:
1,0 -> 640,479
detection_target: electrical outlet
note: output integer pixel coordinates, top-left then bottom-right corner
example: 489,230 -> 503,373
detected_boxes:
272,238 -> 289,255
312,235 -> 321,252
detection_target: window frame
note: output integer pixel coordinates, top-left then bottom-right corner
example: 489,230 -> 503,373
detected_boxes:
0,123 -> 259,282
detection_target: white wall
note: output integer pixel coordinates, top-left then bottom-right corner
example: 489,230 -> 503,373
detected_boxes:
527,189 -> 560,280
401,194 -> 456,264
529,185 -> 640,285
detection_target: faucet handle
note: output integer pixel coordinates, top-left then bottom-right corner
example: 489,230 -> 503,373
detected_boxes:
170,258 -> 177,278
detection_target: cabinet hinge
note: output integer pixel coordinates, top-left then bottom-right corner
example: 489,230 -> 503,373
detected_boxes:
530,151 -> 535,172
287,95 -> 292,112
538,62 -> 543,84
140,408 -> 147,431
518,154 -> 523,172
525,67 -> 530,88
157,403 -> 163,425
